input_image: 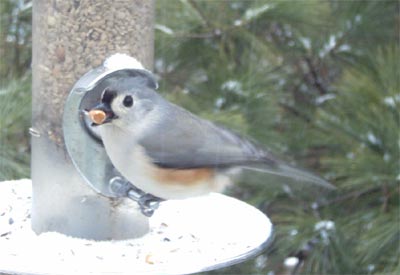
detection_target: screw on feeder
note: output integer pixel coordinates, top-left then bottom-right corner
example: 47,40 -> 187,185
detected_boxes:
109,177 -> 164,217
29,128 -> 41,138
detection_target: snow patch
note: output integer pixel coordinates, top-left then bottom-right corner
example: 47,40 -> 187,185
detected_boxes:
221,80 -> 244,95
255,254 -> 268,269
233,19 -> 243,26
314,220 -> 335,244
319,35 -> 337,57
299,37 -> 311,50
315,93 -> 336,105
104,53 -> 145,71
244,4 -> 273,20
367,264 -> 375,272
314,220 -> 335,231
337,44 -> 351,52
366,131 -> 381,145
155,24 -> 174,35
284,257 -> 299,268
215,97 -> 226,109
383,95 -> 400,107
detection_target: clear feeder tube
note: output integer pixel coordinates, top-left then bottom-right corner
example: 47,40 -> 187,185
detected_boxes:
31,0 -> 154,240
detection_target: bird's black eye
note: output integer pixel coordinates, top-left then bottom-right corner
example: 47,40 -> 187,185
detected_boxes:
123,95 -> 133,107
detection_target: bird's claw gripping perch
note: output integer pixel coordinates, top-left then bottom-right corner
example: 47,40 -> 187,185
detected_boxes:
109,177 -> 164,217
137,194 -> 163,217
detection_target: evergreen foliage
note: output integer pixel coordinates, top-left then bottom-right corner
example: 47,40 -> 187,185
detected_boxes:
0,75 -> 31,179
154,1 -> 399,274
1,0 -> 399,274
0,0 -> 31,180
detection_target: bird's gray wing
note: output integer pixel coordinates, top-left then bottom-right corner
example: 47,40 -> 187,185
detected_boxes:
137,102 -> 277,169
137,101 -> 334,189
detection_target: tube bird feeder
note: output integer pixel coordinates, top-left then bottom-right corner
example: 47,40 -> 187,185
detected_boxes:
31,0 -> 154,240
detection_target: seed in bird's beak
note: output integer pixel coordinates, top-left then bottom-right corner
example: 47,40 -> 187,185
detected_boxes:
89,109 -> 106,125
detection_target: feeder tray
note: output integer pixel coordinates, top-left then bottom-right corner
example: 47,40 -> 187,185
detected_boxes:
0,180 -> 273,275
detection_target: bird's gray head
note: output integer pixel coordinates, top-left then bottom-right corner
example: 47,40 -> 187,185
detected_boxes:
88,71 -> 160,130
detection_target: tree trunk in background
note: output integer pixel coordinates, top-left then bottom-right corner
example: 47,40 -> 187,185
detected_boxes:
31,0 -> 154,240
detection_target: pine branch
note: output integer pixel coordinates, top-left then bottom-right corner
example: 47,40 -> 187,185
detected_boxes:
187,0 -> 212,28
279,102 -> 312,123
314,186 -> 381,209
304,57 -> 328,95
278,102 -> 333,138
381,183 -> 390,213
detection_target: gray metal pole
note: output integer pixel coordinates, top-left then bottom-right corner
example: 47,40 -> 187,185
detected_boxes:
31,0 -> 154,240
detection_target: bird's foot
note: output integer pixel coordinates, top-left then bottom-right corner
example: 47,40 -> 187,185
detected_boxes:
109,177 -> 164,217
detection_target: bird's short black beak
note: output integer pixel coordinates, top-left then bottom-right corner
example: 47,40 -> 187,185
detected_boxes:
88,102 -> 118,126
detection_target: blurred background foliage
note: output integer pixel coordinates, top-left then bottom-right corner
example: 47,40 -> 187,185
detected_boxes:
0,0 -> 399,274
0,0 -> 31,179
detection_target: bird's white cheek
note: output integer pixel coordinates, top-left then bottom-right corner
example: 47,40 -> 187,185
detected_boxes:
112,118 -> 128,131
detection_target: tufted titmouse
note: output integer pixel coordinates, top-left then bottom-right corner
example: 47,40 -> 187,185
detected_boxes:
88,69 -> 333,200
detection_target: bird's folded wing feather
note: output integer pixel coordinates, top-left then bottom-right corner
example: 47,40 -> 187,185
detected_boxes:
137,103 -> 334,189
137,103 -> 274,169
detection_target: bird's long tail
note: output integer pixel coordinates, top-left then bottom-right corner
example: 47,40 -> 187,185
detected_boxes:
242,162 -> 335,189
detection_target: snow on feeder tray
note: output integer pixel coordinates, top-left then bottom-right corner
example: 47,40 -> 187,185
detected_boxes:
0,55 -> 273,274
